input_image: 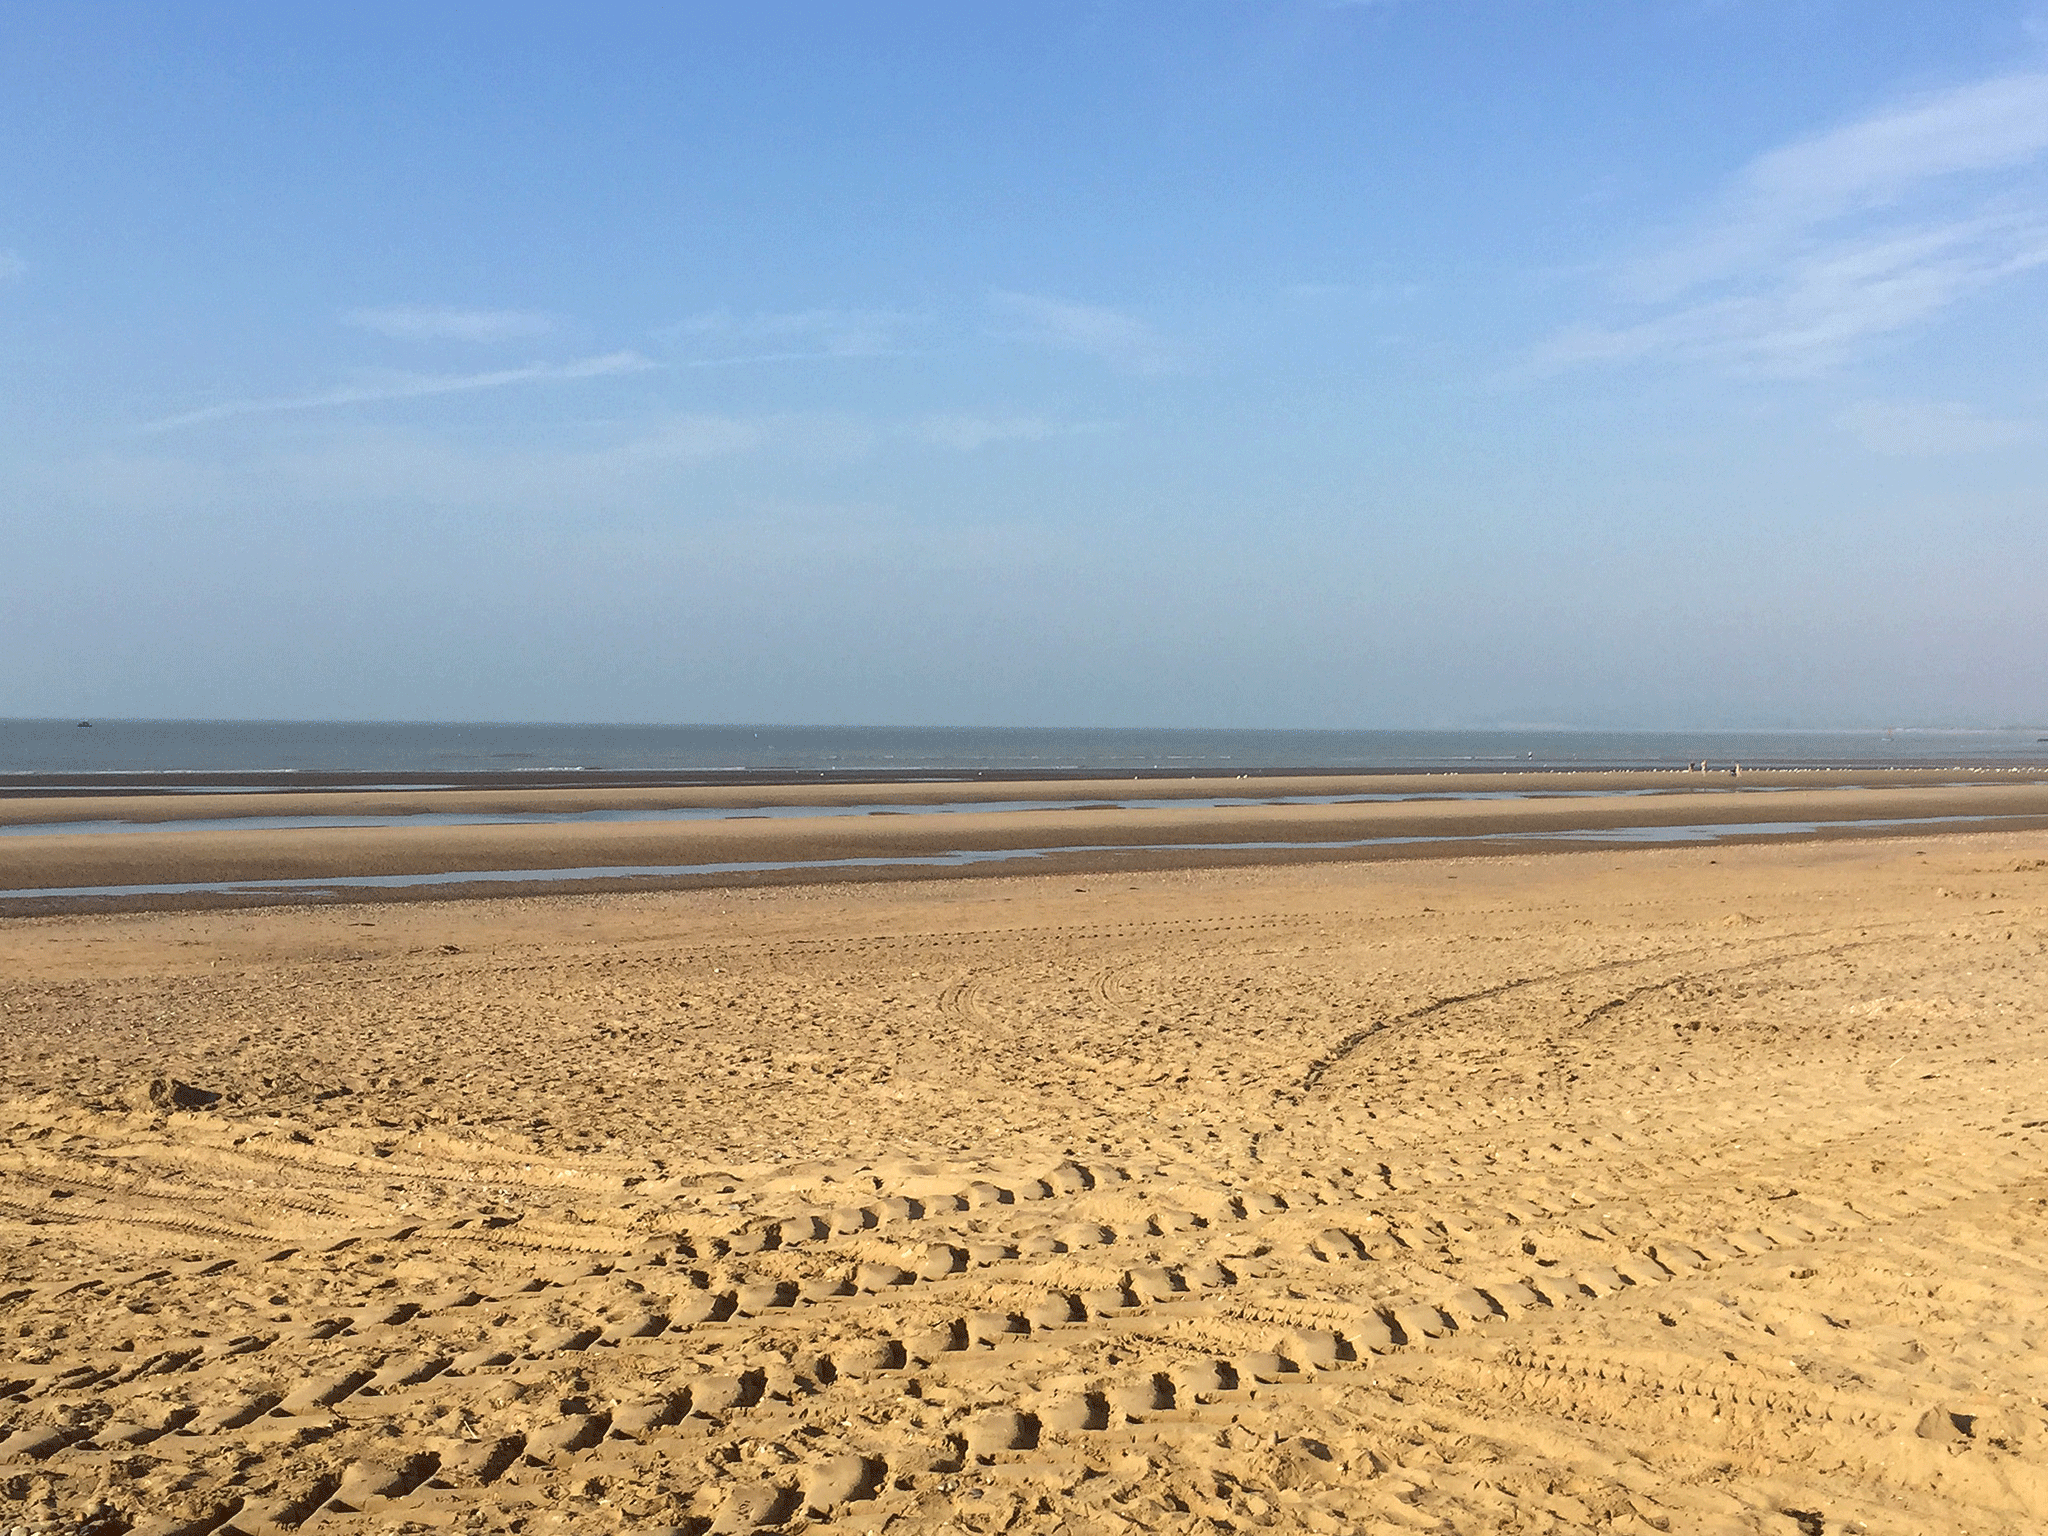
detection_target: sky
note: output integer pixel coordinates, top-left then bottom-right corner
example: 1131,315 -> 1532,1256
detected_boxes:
3,1 -> 2046,730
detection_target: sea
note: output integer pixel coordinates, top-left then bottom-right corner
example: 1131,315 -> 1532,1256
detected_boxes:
4,718 -> 2046,784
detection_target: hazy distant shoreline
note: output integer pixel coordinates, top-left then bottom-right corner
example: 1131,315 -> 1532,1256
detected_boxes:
5,717 -> 2046,790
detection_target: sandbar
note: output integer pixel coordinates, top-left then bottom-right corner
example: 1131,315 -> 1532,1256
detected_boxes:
4,771 -> 2048,914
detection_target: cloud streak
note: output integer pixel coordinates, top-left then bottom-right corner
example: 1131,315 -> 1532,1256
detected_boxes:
991,290 -> 1180,374
908,414 -> 1109,450
345,305 -> 558,341
1539,70 -> 2048,375
79,406 -> 1115,517
661,307 -> 915,361
1835,398 -> 2030,456
0,250 -> 25,283
143,351 -> 657,431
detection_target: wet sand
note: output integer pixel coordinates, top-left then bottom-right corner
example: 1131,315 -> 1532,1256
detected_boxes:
3,767 -> 2039,827
2,830 -> 2046,1532
4,773 -> 2048,914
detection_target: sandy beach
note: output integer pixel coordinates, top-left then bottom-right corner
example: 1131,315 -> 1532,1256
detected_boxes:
5,771 -> 2048,914
15,0 -> 2048,1528
2,825 -> 2045,1533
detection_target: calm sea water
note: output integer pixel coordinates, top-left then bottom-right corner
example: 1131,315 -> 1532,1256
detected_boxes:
4,719 -> 2045,779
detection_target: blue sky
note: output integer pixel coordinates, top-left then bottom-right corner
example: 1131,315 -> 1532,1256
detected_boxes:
4,1 -> 2045,728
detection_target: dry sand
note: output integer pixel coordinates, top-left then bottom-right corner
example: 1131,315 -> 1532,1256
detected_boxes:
2,830 -> 2046,1533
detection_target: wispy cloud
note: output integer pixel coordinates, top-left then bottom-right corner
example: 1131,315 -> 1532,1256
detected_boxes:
1282,279 -> 1423,302
77,406 -> 1112,515
1835,398 -> 2030,456
1538,70 -> 2048,375
661,307 -> 914,362
143,351 -> 657,432
345,304 -> 558,341
991,290 -> 1180,375
908,414 -> 1109,450
287,413 -> 776,503
0,250 -> 25,283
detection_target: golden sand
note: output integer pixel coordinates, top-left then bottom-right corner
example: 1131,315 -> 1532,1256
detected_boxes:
2,827 -> 2046,1532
